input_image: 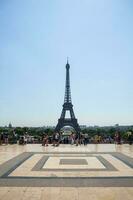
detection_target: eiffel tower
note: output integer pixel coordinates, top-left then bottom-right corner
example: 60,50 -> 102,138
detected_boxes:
55,60 -> 81,135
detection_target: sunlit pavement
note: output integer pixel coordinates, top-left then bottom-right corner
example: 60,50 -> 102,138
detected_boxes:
0,144 -> 133,200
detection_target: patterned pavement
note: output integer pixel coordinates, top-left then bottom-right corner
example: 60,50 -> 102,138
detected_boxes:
0,144 -> 133,199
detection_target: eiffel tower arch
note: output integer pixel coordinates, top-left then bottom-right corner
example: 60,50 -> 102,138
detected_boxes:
55,60 -> 81,136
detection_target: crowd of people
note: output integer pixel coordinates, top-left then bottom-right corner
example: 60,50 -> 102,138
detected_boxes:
0,130 -> 133,146
42,132 -> 81,147
41,131 -> 133,147
0,132 -> 28,145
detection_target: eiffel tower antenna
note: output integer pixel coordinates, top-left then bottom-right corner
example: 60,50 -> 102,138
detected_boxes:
55,60 -> 80,135
67,57 -> 69,64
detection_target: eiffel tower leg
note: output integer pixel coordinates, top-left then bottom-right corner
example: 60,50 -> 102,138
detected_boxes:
61,108 -> 65,119
70,107 -> 75,119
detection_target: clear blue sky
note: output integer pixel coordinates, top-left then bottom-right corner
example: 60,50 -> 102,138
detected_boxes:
0,0 -> 133,127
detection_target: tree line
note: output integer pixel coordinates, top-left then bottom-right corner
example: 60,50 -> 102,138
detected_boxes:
0,126 -> 133,142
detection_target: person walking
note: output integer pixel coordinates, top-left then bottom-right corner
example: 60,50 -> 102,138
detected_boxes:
42,134 -> 49,146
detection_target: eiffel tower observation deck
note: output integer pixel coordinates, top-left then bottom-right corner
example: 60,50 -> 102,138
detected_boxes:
55,60 -> 81,135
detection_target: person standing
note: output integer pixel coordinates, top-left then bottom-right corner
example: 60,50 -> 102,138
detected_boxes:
75,133 -> 79,146
0,132 -> 4,145
71,133 -> 75,145
24,135 -> 27,144
128,131 -> 133,145
84,133 -> 88,145
4,132 -> 8,145
117,132 -> 121,145
55,132 -> 60,147
42,134 -> 49,146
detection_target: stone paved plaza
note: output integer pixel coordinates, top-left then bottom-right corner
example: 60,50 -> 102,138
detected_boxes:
0,144 -> 133,200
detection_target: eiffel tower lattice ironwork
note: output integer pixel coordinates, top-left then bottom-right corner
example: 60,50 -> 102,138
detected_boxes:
55,60 -> 81,134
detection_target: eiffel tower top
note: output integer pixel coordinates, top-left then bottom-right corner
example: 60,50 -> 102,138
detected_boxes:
66,57 -> 70,69
64,59 -> 72,103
